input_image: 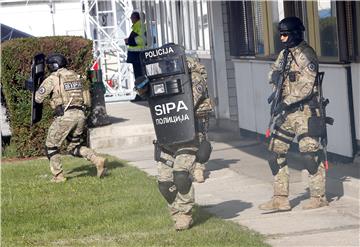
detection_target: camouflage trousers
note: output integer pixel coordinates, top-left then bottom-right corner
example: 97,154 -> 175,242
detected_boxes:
45,109 -> 98,176
268,106 -> 326,197
157,147 -> 197,214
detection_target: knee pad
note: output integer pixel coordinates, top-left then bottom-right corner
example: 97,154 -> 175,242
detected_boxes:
268,151 -> 287,176
45,146 -> 59,160
173,171 -> 192,194
196,140 -> 212,163
158,181 -> 178,204
301,150 -> 323,175
69,145 -> 81,157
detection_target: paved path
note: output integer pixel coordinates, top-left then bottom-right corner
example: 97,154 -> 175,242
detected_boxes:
93,102 -> 360,247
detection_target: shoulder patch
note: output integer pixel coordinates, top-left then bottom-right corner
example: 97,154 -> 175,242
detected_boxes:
196,84 -> 203,94
308,62 -> 316,72
38,86 -> 46,94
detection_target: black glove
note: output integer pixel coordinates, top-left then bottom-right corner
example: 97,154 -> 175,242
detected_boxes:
273,102 -> 288,116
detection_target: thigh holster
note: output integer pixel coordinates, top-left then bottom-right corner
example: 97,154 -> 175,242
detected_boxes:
173,171 -> 192,194
268,152 -> 287,176
158,181 -> 178,204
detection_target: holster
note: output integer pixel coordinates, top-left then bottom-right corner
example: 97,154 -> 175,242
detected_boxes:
308,116 -> 326,138
54,105 -> 64,117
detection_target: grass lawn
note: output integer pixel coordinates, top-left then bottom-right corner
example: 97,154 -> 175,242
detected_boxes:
1,156 -> 270,247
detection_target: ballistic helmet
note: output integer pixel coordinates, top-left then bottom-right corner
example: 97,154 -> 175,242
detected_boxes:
278,17 -> 305,48
46,53 -> 68,72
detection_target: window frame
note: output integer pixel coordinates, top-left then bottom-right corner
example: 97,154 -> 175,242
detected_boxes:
227,0 -> 355,64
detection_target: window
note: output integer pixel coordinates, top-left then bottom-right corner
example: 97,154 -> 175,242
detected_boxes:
253,1 -> 265,55
135,0 -> 210,53
227,1 -> 255,56
270,1 -> 285,55
317,0 -> 339,58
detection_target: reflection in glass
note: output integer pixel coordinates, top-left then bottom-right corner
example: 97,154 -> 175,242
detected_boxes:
253,1 -> 265,55
317,0 -> 338,57
270,0 -> 284,54
146,59 -> 183,77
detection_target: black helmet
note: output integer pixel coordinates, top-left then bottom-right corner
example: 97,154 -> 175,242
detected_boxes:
46,53 -> 68,72
278,17 -> 305,48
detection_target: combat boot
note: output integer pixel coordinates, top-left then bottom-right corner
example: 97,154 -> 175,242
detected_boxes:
173,212 -> 193,231
302,196 -> 329,210
193,168 -> 205,183
51,173 -> 66,183
258,196 -> 291,211
93,156 -> 107,178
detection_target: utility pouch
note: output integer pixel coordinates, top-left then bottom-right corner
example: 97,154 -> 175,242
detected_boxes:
153,140 -> 161,162
54,105 -> 64,117
196,140 -> 212,163
308,116 -> 326,137
288,71 -> 297,82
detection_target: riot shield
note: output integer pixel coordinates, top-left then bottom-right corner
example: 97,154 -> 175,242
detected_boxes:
140,44 -> 196,145
28,53 -> 45,125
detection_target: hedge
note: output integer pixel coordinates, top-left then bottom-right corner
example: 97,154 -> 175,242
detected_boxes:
1,36 -> 93,157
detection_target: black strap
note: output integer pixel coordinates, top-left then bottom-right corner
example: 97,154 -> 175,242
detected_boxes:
310,107 -> 317,116
66,134 -> 81,143
274,125 -> 295,138
45,146 -> 59,159
176,149 -> 197,156
161,147 -> 175,157
159,157 -> 174,167
67,105 -> 84,111
297,133 -> 311,142
271,133 -> 292,145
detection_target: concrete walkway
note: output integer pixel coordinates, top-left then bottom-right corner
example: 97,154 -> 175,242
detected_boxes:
91,101 -> 360,247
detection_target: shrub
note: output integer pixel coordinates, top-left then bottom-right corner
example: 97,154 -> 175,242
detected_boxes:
1,36 -> 93,157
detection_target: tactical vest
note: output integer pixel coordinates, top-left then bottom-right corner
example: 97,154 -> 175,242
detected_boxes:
50,69 -> 87,109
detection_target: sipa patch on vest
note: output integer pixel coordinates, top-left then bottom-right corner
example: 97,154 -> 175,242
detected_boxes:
63,81 -> 83,91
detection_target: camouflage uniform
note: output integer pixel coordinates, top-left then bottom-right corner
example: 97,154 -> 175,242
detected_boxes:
261,41 -> 328,210
157,57 -> 212,229
35,68 -> 106,182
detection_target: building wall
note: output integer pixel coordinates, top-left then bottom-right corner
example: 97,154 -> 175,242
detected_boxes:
0,1 -> 84,37
232,59 -> 355,158
352,63 -> 360,142
218,2 -> 238,131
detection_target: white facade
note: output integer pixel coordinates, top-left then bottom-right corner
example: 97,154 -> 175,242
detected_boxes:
0,1 -> 84,37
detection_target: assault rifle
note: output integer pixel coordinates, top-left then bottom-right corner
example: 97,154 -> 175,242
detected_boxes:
266,48 -> 289,138
313,72 -> 334,170
25,53 -> 46,125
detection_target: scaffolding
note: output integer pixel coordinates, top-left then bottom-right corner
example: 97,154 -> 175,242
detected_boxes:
82,0 -> 135,101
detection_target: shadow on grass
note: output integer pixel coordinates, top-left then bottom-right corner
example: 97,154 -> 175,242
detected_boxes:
192,205 -> 213,227
66,158 -> 125,179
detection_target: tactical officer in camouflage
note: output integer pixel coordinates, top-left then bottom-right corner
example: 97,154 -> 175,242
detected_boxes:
35,53 -> 106,183
136,45 -> 212,230
156,56 -> 212,230
259,17 -> 329,211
